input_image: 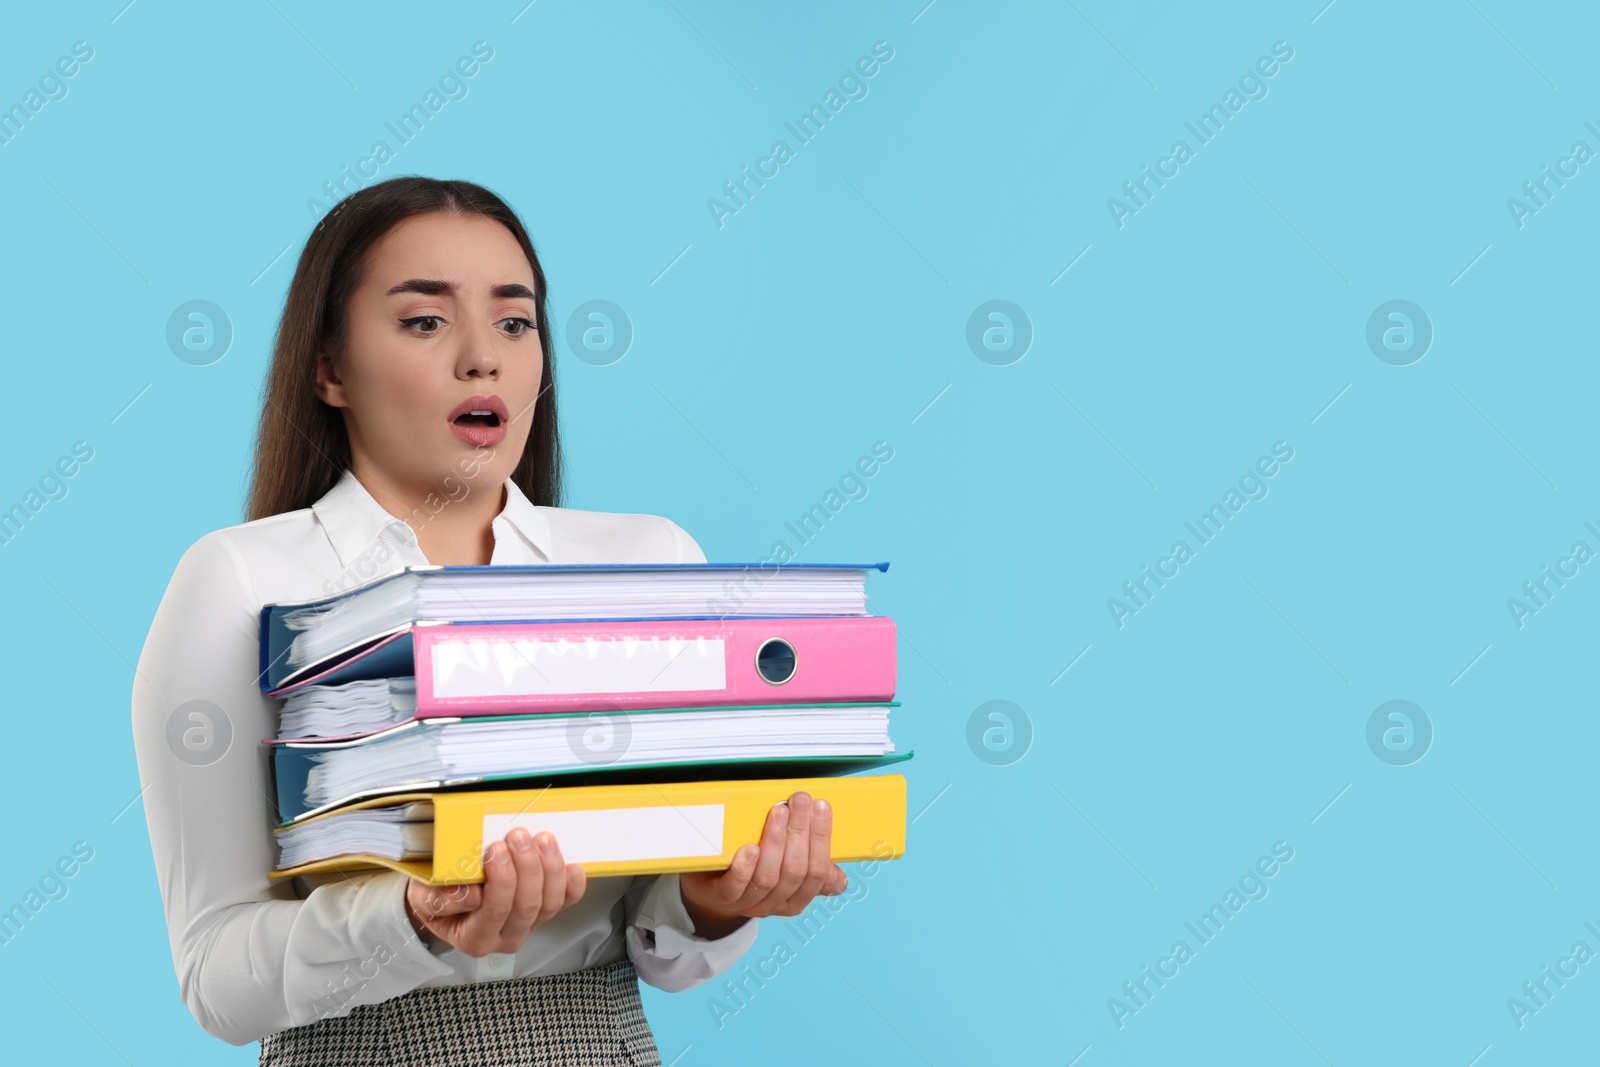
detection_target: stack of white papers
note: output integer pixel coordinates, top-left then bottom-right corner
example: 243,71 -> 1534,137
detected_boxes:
276,801 -> 434,867
278,678 -> 417,738
281,564 -> 876,671
298,705 -> 894,811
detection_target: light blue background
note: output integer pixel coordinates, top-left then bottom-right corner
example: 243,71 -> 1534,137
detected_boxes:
0,1 -> 1593,1063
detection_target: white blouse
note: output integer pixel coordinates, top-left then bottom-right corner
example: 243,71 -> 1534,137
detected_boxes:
130,468 -> 759,1046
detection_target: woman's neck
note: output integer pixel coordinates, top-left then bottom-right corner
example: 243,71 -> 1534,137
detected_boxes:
349,460 -> 504,566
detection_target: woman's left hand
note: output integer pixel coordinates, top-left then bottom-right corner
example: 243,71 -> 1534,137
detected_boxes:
679,790 -> 848,934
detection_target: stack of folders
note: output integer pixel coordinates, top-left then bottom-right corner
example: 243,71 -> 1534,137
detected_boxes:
257,561 -> 911,886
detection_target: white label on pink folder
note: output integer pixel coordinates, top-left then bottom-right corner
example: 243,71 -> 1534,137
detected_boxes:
482,804 -> 726,862
431,636 -> 728,697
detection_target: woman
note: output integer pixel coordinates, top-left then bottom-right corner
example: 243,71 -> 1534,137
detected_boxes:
130,176 -> 848,1065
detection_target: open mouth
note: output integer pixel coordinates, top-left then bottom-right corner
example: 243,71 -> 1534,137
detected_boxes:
447,395 -> 510,438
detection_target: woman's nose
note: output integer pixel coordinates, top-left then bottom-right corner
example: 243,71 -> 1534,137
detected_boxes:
455,324 -> 502,378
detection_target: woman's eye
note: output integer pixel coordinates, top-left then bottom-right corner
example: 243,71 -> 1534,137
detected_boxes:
400,316 -> 535,337
400,315 -> 443,335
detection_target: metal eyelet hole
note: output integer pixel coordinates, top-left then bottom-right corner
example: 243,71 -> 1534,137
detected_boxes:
755,638 -> 797,685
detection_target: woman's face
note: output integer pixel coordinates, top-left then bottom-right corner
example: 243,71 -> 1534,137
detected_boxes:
315,211 -> 542,498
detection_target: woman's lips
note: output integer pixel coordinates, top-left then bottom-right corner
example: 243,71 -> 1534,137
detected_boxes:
447,393 -> 510,447
449,419 -> 507,447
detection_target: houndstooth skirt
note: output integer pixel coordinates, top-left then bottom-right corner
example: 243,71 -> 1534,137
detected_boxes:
258,958 -> 662,1067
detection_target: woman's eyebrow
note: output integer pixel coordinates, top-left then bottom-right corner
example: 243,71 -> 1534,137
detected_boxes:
384,278 -> 536,300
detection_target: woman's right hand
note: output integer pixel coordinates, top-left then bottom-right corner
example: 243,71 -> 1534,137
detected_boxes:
403,827 -> 587,957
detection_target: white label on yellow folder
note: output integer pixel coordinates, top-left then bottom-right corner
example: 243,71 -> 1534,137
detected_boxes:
482,804 -> 726,862
433,636 -> 727,697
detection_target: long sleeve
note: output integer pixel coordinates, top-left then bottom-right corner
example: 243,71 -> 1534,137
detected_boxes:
622,872 -> 758,992
129,533 -> 455,1046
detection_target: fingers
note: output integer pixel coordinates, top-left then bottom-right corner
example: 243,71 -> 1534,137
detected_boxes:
415,829 -> 592,958
412,879 -> 480,921
693,842 -> 760,919
452,837 -> 519,956
492,828 -> 585,954
771,793 -> 816,907
438,883 -> 483,913
743,797 -> 796,916
533,833 -> 569,920
779,795 -> 834,911
726,843 -> 760,893
492,828 -> 556,952
408,878 -> 480,941
562,861 -> 587,907
739,791 -> 830,917
676,790 -> 850,926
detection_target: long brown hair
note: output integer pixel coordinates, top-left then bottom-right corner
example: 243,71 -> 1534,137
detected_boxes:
246,176 -> 562,521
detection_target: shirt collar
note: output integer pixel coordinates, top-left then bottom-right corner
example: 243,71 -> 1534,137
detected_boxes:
494,475 -> 553,562
310,468 -> 552,568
